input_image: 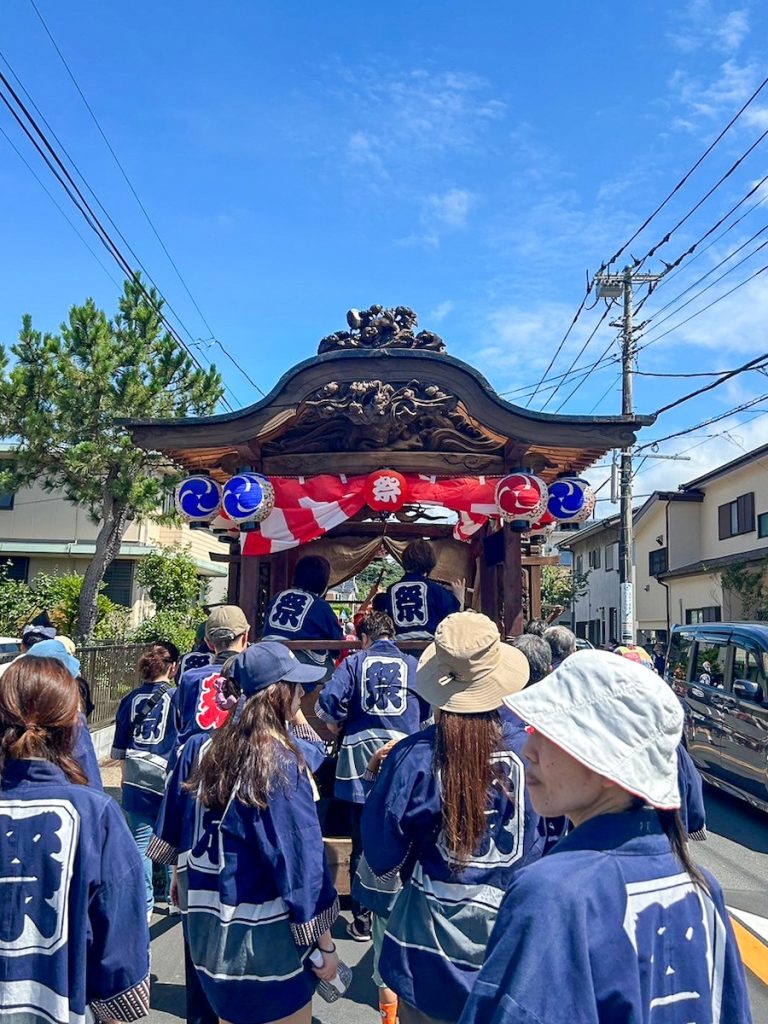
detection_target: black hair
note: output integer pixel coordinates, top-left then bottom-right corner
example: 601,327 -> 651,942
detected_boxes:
656,808 -> 709,889
359,612 -> 395,643
402,540 -> 436,576
508,634 -> 551,685
293,556 -> 331,596
156,640 -> 180,664
371,592 -> 388,613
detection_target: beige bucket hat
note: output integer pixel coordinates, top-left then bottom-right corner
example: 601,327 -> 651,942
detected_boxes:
414,611 -> 530,713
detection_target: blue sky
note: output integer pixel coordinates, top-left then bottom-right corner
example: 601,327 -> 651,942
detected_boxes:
1,0 -> 767,507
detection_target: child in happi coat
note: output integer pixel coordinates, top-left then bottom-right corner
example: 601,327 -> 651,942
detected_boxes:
112,642 -> 180,917
315,610 -> 431,942
0,656 -> 150,1024
170,642 -> 339,1024
363,612 -> 544,1024
459,651 -> 752,1024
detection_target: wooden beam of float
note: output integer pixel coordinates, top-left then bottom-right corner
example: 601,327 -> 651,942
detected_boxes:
123,305 -> 654,636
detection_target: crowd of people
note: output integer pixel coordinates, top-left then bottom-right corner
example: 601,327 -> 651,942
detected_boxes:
0,542 -> 754,1024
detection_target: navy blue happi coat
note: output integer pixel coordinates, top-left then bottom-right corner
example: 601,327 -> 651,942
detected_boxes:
384,573 -> 460,639
458,808 -> 752,1024
0,760 -> 149,1024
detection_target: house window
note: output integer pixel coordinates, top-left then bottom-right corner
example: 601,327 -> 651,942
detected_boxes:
758,511 -> 768,539
575,554 -> 584,575
648,547 -> 668,576
604,543 -> 614,571
102,560 -> 134,607
718,492 -> 755,540
0,556 -> 29,582
0,491 -> 15,511
685,606 -> 721,624
588,548 -> 601,569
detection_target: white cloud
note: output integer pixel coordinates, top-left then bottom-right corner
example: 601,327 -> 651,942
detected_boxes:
668,1 -> 750,55
426,188 -> 473,228
426,300 -> 455,322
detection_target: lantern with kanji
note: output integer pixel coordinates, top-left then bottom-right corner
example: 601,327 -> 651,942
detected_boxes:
495,473 -> 548,531
221,473 -> 275,524
547,476 -> 595,523
175,476 -> 222,522
365,470 -> 408,512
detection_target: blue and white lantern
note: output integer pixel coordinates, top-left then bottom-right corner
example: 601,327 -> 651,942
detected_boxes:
222,473 -> 275,525
547,476 -> 595,524
175,476 -> 222,522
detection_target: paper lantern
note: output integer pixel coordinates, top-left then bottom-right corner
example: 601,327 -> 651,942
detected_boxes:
495,473 -> 548,530
365,470 -> 408,512
175,476 -> 222,522
528,510 -> 557,535
221,473 -> 275,524
547,476 -> 595,523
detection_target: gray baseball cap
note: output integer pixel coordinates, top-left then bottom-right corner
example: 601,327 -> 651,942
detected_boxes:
205,605 -> 249,644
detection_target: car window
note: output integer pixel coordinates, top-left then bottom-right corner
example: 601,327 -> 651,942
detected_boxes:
667,632 -> 694,683
694,641 -> 727,688
732,644 -> 766,703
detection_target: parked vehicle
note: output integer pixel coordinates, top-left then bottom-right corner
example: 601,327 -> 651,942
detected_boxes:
0,636 -> 20,656
666,622 -> 768,813
575,637 -> 594,651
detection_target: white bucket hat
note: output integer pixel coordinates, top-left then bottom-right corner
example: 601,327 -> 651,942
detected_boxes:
503,649 -> 683,809
415,612 -> 530,713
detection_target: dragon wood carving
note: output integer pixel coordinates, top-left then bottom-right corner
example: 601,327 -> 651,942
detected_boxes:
262,379 -> 505,454
317,305 -> 445,354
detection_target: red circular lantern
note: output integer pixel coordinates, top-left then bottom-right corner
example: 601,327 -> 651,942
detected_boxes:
495,473 -> 548,529
365,470 -> 408,512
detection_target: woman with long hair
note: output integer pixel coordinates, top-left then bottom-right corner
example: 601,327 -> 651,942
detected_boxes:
0,656 -> 150,1023
362,612 -> 543,1024
112,641 -> 180,917
179,642 -> 340,1024
459,650 -> 752,1024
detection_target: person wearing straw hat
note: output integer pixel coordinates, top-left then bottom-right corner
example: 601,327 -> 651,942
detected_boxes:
362,611 -> 543,1024
458,650 -> 752,1024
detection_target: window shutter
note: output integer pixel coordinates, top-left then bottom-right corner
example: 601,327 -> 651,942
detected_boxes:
737,492 -> 755,534
718,503 -> 730,540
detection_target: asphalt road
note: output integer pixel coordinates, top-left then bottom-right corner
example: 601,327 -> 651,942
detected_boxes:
143,785 -> 768,1024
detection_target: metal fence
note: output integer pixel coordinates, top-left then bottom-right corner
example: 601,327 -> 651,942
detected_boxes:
0,643 -> 148,731
78,644 -> 148,729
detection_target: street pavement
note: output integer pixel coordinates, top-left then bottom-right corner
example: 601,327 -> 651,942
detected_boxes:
138,783 -> 768,1023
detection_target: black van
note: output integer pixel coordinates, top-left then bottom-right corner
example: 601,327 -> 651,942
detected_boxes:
666,622 -> 768,813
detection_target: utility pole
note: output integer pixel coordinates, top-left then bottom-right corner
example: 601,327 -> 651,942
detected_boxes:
596,266 -> 660,644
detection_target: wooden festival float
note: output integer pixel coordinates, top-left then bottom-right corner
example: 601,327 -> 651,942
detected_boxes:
127,305 -> 653,884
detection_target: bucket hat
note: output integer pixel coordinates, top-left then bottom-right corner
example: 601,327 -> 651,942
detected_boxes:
228,642 -> 326,698
414,611 -> 529,713
504,649 -> 683,809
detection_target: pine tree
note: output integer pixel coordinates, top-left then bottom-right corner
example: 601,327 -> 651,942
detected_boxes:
0,276 -> 223,639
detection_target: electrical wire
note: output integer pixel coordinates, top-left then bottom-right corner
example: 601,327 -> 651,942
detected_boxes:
0,67 -> 238,410
25,0 -> 265,399
651,351 -> 768,417
539,307 -> 612,411
636,392 -> 768,449
555,336 -> 621,413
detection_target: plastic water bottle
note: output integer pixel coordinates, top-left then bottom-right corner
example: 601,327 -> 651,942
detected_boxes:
308,948 -> 353,1002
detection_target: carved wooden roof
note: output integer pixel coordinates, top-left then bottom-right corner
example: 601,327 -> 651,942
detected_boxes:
126,347 -> 654,480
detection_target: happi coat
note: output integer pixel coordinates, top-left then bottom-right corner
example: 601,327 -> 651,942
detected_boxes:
458,808 -> 752,1024
363,717 -> 543,1021
262,589 -> 343,646
0,760 -> 150,1024
111,682 -> 178,817
384,573 -> 460,640
173,651 -> 241,750
315,639 -> 430,803
73,712 -> 103,790
150,734 -> 338,1024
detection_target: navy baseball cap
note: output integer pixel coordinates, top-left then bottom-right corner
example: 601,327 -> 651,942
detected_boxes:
228,642 -> 326,697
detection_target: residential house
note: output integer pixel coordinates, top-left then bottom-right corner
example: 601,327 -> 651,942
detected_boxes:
0,468 -> 228,624
560,441 -> 768,645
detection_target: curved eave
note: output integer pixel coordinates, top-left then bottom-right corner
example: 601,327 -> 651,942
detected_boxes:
125,349 -> 654,454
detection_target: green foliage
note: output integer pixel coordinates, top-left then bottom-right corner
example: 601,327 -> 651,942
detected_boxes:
129,609 -> 203,654
135,545 -> 206,615
721,560 -> 768,620
541,564 -> 590,614
0,276 -> 224,638
0,569 -> 119,638
355,557 -> 402,595
0,569 -> 38,636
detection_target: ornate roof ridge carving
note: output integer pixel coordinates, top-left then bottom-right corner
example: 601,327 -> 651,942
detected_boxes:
318,305 -> 445,354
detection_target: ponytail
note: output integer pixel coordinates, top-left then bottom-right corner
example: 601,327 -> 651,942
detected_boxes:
656,808 -> 709,890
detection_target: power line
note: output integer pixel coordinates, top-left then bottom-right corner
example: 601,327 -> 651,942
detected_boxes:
651,351 -> 768,416
539,307 -> 612,411
637,392 -> 768,449
555,336 -> 621,413
26,0 -> 265,399
0,65 -> 238,410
